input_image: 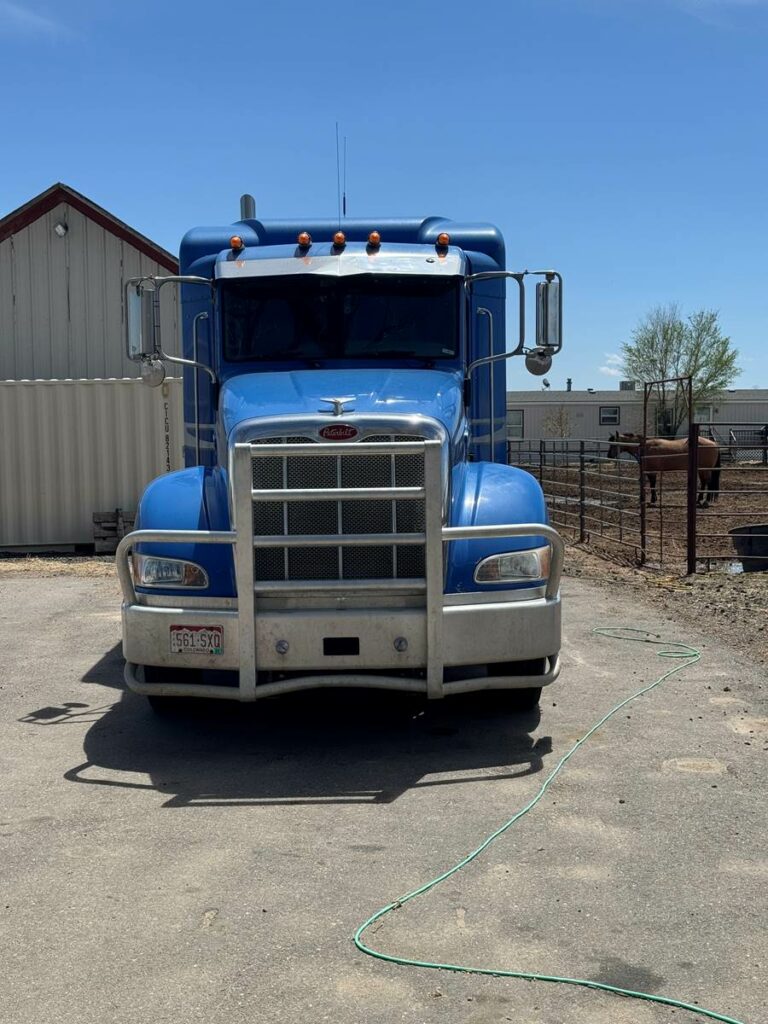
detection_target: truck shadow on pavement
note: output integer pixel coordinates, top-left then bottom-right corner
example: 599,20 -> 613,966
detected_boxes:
56,645 -> 553,808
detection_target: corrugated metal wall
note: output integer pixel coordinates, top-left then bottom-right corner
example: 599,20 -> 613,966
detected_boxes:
0,201 -> 178,380
0,378 -> 184,547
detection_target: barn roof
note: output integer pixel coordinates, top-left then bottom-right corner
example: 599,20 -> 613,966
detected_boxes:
0,183 -> 178,272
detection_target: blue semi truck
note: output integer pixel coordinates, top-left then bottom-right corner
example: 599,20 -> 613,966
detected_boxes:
118,197 -> 564,711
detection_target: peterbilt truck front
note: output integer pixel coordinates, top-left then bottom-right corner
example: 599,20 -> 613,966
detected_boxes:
118,205 -> 564,712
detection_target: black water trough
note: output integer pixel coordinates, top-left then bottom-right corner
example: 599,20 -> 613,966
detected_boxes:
729,524 -> 768,572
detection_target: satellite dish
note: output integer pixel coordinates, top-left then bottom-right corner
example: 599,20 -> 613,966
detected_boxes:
542,378 -> 551,389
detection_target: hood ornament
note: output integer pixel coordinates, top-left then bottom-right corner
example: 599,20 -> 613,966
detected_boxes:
319,396 -> 356,417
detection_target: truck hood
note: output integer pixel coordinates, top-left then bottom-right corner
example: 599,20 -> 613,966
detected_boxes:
220,368 -> 465,441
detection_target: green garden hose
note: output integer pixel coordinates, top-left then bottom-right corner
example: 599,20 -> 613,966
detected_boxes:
353,627 -> 748,1024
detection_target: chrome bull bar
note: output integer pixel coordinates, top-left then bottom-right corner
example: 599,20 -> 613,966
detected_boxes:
117,439 -> 563,700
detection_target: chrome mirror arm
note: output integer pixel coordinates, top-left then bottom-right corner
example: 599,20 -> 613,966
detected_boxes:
464,271 -> 526,354
129,275 -> 217,382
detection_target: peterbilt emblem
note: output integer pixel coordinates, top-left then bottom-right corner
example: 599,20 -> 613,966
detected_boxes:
318,424 -> 358,441
319,396 -> 355,416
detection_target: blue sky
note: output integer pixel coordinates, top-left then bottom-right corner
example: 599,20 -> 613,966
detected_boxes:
1,0 -> 766,390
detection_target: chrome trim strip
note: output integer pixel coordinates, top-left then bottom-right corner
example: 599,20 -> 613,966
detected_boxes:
252,578 -> 426,595
215,252 -> 465,279
252,531 -> 425,548
245,439 -> 429,457
139,594 -> 238,609
443,585 -> 547,605
251,485 -> 425,503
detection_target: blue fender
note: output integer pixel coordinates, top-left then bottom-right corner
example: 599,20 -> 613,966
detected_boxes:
134,467 -> 236,596
446,461 -> 549,593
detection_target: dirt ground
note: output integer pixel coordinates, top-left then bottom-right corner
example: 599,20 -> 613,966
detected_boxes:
563,544 -> 768,666
0,553 -> 115,577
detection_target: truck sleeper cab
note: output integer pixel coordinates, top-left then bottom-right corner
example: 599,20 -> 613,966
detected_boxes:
118,209 -> 564,710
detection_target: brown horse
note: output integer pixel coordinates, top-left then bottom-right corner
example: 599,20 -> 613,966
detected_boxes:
607,432 -> 721,507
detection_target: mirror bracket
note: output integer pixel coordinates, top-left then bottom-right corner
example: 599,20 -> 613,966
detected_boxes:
464,268 -> 563,360
125,275 -> 216,380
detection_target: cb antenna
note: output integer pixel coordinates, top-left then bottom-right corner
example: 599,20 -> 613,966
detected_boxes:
342,133 -> 347,217
335,122 -> 341,227
335,122 -> 348,225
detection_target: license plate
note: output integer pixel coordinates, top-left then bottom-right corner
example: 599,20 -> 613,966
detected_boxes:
170,625 -> 223,655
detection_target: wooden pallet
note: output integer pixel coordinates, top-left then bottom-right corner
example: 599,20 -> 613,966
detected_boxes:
93,510 -> 136,554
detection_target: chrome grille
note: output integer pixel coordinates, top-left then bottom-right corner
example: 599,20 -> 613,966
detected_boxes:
251,434 -> 426,581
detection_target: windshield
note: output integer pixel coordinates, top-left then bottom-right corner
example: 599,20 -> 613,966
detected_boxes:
221,274 -> 459,363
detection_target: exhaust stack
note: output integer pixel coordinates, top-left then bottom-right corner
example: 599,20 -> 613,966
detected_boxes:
240,194 -> 256,220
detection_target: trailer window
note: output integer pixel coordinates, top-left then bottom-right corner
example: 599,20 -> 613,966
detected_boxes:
222,274 -> 459,363
508,409 -> 524,439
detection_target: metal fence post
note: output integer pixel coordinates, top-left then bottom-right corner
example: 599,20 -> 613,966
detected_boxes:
638,449 -> 646,565
579,440 -> 586,543
686,422 -> 699,575
539,439 -> 545,485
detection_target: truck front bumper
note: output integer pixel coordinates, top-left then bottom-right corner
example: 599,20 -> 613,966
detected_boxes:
121,588 -> 561,700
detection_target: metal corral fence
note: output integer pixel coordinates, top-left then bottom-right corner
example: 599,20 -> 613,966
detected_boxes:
687,423 -> 768,571
507,437 -> 653,563
0,378 -> 183,548
508,424 -> 768,573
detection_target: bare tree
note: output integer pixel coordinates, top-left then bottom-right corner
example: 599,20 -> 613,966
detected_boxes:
543,405 -> 571,438
621,305 -> 739,434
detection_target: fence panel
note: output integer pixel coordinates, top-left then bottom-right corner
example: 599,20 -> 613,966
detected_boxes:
694,421 -> 768,570
510,424 -> 768,573
508,438 -> 651,564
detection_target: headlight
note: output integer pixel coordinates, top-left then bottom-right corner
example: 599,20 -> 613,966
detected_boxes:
474,545 -> 551,584
132,554 -> 209,589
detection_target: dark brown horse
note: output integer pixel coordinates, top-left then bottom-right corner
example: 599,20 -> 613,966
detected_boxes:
607,432 -> 721,507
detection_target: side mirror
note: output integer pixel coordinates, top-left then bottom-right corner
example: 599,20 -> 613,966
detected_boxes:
126,282 -> 156,360
535,276 -> 562,352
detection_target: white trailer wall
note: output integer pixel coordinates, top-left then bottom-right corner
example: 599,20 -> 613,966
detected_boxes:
0,378 -> 183,547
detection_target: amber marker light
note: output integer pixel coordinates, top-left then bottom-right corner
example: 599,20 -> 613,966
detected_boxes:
367,230 -> 381,248
333,231 -> 346,247
230,234 -> 244,251
297,231 -> 312,247
436,232 -> 450,248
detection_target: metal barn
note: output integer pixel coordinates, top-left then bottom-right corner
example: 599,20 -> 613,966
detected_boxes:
0,184 -> 184,547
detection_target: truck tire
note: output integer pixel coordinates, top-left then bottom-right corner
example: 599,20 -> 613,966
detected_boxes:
486,657 -> 547,712
506,686 -> 542,711
146,695 -> 182,715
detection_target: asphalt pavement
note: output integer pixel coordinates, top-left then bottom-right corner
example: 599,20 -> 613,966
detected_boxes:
1,570 -> 766,1024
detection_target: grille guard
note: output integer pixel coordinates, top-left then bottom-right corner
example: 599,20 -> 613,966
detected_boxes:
117,439 -> 564,700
